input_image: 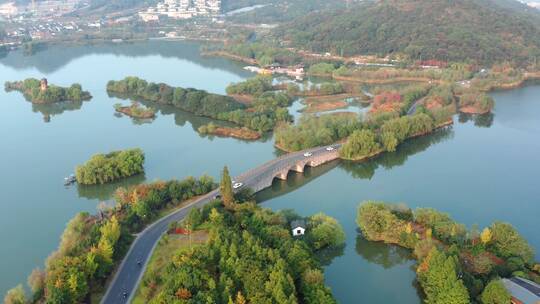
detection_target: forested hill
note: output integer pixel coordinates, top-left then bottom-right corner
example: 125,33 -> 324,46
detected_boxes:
273,0 -> 540,65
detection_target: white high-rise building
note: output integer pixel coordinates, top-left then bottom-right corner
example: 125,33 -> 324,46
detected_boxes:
139,0 -> 221,21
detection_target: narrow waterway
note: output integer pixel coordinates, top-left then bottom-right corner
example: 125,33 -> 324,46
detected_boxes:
0,41 -> 539,302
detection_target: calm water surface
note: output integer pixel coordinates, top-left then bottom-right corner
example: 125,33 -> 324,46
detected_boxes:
0,41 -> 539,303
260,87 -> 540,303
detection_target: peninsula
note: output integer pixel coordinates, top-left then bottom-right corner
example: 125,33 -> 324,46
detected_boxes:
357,201 -> 540,303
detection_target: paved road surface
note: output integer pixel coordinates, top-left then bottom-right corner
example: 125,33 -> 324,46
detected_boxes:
101,145 -> 340,304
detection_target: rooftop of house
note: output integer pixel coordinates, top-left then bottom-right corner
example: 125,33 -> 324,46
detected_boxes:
290,219 -> 306,230
502,277 -> 540,304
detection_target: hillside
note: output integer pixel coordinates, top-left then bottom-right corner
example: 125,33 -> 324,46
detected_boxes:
224,0 -> 351,23
273,0 -> 540,65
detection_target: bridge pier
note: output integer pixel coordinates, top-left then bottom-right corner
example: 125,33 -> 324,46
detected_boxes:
276,170 -> 289,180
291,163 -> 305,173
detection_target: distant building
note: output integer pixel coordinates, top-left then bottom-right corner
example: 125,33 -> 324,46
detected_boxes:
0,2 -> 18,18
139,0 -> 221,21
291,219 -> 306,236
502,277 -> 540,304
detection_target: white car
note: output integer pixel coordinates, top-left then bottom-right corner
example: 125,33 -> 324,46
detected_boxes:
303,152 -> 312,157
325,146 -> 334,151
233,182 -> 243,189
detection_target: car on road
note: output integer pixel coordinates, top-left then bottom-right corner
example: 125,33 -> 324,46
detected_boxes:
303,152 -> 312,157
233,182 -> 243,189
325,146 -> 335,151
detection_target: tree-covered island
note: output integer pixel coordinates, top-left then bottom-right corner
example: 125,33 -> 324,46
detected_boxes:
75,148 -> 145,185
357,201 -> 540,304
114,102 -> 156,119
106,76 -> 293,139
5,78 -> 92,104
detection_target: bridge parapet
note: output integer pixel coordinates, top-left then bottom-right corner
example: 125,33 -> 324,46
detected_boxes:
244,148 -> 341,193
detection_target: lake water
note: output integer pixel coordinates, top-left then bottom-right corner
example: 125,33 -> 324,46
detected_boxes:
0,41 -> 539,303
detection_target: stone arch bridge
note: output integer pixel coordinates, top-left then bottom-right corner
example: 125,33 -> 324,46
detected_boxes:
235,144 -> 341,193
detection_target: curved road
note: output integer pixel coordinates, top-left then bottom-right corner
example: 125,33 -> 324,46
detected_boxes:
101,145 -> 340,304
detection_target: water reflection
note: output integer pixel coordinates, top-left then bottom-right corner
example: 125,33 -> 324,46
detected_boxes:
0,40 -> 248,75
258,126 -> 454,202
317,244 -> 346,267
341,126 -> 454,180
31,100 -> 86,122
458,112 -> 494,128
355,236 -> 413,269
76,173 -> 146,201
108,92 -> 275,142
256,160 -> 341,202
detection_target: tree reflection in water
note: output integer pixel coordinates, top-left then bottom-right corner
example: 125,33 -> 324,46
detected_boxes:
340,126 -> 454,180
317,244 -> 346,267
76,173 -> 146,201
458,112 -> 494,128
355,235 -> 413,269
31,100 -> 84,122
107,92 -> 274,142
256,160 -> 340,202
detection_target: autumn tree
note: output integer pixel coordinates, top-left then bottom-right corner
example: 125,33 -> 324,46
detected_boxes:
4,285 -> 26,304
480,227 -> 492,245
356,201 -> 407,243
236,291 -> 247,304
27,268 -> 46,299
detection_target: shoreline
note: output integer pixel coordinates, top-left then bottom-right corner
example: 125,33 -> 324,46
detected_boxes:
115,106 -> 156,119
201,126 -> 261,140
201,50 -> 258,65
274,119 -> 453,159
340,119 -> 454,161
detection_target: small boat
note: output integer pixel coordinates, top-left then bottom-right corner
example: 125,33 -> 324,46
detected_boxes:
64,174 -> 76,186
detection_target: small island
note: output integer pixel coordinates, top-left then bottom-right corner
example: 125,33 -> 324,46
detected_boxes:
5,78 -> 92,104
75,148 -> 145,185
198,122 -> 261,140
114,102 -> 156,119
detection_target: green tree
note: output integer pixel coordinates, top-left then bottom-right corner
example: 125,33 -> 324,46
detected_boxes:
340,129 -> 381,160
308,213 -> 345,250
490,222 -> 534,263
418,248 -> 470,304
186,207 -> 203,229
380,131 -> 399,152
220,166 -> 235,209
480,279 -> 511,304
